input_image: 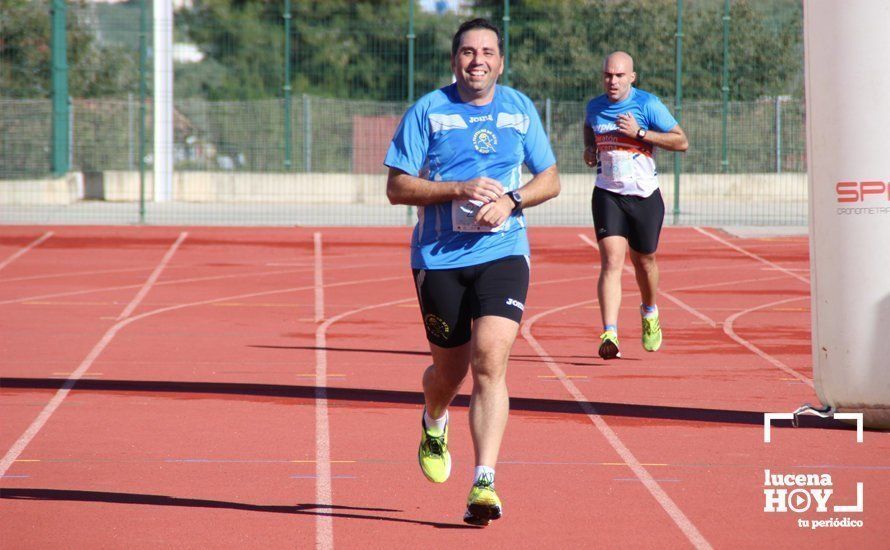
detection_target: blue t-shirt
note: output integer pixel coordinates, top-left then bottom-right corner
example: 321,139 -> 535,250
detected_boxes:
585,88 -> 678,197
385,83 -> 556,270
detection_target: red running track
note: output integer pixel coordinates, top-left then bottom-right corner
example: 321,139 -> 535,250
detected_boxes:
0,226 -> 887,549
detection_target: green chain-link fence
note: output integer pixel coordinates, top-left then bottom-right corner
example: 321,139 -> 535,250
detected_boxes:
1,0 -> 806,226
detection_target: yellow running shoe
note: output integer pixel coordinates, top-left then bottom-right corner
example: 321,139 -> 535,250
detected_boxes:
598,330 -> 621,359
641,312 -> 662,352
418,415 -> 450,483
463,476 -> 502,526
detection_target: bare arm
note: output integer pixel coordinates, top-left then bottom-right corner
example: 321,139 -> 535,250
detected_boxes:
615,113 -> 689,152
641,125 -> 688,152
386,167 -> 504,206
387,163 -> 559,228
520,163 -> 561,208
475,164 -> 561,227
583,123 -> 597,167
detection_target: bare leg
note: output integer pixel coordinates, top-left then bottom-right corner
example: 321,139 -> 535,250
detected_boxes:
597,236 -> 628,328
423,342 -> 471,419
468,315 -> 519,468
629,249 -> 659,307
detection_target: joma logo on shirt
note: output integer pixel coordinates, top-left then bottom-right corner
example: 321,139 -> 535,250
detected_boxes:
469,114 -> 494,123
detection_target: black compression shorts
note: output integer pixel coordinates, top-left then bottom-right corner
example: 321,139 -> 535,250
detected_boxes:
412,255 -> 530,348
591,187 -> 665,254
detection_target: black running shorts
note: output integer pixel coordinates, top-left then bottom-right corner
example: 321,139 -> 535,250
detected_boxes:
591,187 -> 665,254
412,255 -> 530,348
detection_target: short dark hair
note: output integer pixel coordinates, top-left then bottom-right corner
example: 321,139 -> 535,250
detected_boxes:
451,18 -> 503,58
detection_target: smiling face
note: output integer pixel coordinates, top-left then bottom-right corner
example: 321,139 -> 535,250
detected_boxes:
602,52 -> 636,103
451,28 -> 504,105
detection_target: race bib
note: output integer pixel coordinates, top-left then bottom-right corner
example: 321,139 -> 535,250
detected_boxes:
603,151 -> 636,182
451,199 -> 507,233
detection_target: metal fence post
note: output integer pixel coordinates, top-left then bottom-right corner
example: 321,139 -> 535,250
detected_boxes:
545,97 -> 551,137
283,0 -> 293,170
406,1 -> 416,225
775,96 -> 783,173
152,0 -> 174,202
128,92 -> 135,170
721,0 -> 730,173
303,94 -> 311,172
408,0 -> 415,103
503,0 -> 510,86
68,97 -> 73,169
673,0 -> 684,224
139,0 -> 148,222
51,0 -> 69,176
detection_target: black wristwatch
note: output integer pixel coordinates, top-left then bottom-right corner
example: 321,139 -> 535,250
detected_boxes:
507,190 -> 523,212
636,128 -> 648,140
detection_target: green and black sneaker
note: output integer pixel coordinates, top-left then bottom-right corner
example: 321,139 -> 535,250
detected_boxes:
463,474 -> 502,526
598,330 -> 621,359
418,414 -> 450,483
641,310 -> 663,352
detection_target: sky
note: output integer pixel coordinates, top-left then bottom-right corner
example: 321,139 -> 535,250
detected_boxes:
419,0 -> 465,14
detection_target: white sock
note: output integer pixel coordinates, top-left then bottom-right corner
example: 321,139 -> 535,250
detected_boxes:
641,303 -> 658,318
474,465 -> 495,485
423,409 -> 448,433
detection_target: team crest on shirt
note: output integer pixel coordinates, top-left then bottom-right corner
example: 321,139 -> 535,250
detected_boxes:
473,129 -> 498,154
424,314 -> 451,340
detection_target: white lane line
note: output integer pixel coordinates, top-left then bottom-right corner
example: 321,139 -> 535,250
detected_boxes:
0,257 -> 404,307
267,250 -> 404,267
723,296 -> 813,387
0,271 -> 404,482
315,293 -> 414,550
670,274 -> 790,293
576,233 -> 815,384
117,232 -> 187,320
529,275 -> 597,290
0,266 -> 166,284
0,233 -> 187,478
658,263 -> 775,276
693,227 -> 810,285
0,231 -> 54,273
0,268 -> 308,306
578,233 -> 716,328
521,306 -> 713,550
313,232 -> 332,550
693,227 -> 814,383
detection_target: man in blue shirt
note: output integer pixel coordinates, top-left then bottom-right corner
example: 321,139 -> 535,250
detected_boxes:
385,18 -> 560,526
583,51 -> 688,360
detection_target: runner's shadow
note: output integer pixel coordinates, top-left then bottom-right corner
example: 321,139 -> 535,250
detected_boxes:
0,377 -> 848,430
250,345 -> 431,358
250,345 -> 635,366
0,488 -> 478,530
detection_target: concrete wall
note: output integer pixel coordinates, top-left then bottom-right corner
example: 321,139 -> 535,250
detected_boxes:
100,171 -> 390,204
561,173 -> 809,205
1,171 -> 807,205
0,173 -> 84,205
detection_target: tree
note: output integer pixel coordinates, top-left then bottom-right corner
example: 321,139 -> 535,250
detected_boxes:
0,0 -> 137,98
473,0 -> 802,102
179,0 -> 440,101
177,0 -> 282,100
